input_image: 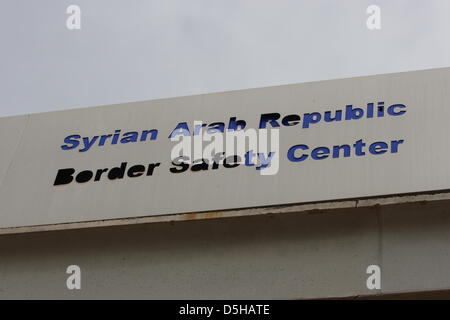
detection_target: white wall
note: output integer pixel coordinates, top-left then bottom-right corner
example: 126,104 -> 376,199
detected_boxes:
1,195 -> 450,299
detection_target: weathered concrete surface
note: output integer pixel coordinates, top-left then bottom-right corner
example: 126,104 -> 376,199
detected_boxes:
2,191 -> 450,235
2,195 -> 450,299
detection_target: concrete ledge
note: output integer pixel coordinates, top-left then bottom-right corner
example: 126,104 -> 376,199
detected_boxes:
2,190 -> 450,235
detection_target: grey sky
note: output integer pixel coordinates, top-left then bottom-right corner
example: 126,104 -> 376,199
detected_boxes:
1,0 -> 449,117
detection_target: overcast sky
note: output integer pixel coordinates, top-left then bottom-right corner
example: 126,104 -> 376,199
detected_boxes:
1,0 -> 450,117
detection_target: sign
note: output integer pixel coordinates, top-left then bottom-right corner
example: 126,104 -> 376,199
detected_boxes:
1,67 -> 449,229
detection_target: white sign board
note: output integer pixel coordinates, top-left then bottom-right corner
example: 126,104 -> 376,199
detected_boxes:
1,67 -> 449,229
